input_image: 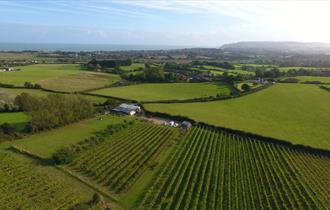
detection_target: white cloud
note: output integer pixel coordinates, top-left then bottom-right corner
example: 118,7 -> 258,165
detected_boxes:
116,0 -> 330,43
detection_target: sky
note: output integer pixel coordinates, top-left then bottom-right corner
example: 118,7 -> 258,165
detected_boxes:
0,0 -> 330,47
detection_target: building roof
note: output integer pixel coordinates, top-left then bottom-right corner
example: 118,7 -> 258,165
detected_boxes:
112,103 -> 140,115
118,103 -> 140,110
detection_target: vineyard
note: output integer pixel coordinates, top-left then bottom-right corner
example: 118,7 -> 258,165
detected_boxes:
0,152 -> 82,209
68,122 -> 178,193
140,126 -> 330,210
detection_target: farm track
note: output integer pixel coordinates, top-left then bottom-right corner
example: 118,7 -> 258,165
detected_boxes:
139,126 -> 330,210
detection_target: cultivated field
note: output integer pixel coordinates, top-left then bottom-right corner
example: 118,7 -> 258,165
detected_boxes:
0,152 -> 83,209
140,126 -> 330,210
0,112 -> 27,131
145,84 -> 330,149
38,72 -> 120,92
0,64 -> 82,85
0,115 -> 128,158
68,122 -> 178,193
89,82 -> 232,102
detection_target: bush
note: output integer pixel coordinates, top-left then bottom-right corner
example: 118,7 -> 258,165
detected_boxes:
241,83 -> 251,92
52,147 -> 76,164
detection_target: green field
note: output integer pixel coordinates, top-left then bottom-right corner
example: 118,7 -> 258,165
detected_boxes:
120,63 -> 145,71
145,84 -> 330,149
90,82 -> 232,102
140,126 -> 330,210
202,65 -> 254,75
0,115 -> 128,158
0,87 -> 107,104
0,152 -> 86,209
0,64 -> 82,85
0,87 -> 48,97
0,112 -> 28,131
39,72 -> 120,92
68,122 -> 178,194
288,76 -> 330,83
279,66 -> 327,72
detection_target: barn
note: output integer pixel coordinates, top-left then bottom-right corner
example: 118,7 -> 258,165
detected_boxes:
112,103 -> 141,115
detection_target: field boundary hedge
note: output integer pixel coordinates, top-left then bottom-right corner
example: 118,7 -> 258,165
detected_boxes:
142,108 -> 330,157
8,145 -> 50,163
320,85 -> 330,92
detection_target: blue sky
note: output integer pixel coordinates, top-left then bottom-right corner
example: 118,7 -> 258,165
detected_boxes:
0,0 -> 330,46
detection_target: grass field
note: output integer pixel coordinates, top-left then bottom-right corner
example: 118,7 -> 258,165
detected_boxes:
288,76 -> 330,83
90,82 -> 232,102
0,64 -> 82,85
279,66 -> 328,72
140,126 -> 330,210
145,84 -> 330,150
0,115 -> 129,158
0,112 -> 28,131
0,87 -> 48,97
202,65 -> 255,75
0,87 -> 108,104
120,63 -> 145,71
38,72 -> 120,92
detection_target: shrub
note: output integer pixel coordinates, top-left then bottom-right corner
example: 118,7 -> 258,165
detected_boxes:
52,148 -> 76,164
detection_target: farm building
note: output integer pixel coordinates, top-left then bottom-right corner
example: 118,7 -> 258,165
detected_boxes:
112,103 -> 141,115
181,121 -> 192,129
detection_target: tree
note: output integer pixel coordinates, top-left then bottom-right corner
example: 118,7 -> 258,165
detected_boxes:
241,83 -> 251,92
15,93 -> 94,132
144,67 -> 165,82
52,147 -> 76,164
0,123 -> 15,136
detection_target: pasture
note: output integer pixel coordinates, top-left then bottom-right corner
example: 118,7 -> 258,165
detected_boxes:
0,64 -> 82,85
0,115 -> 129,158
89,82 -> 232,102
38,72 -> 120,92
202,65 -> 255,75
0,112 -> 27,131
0,87 -> 107,104
145,84 -> 330,149
279,66 -> 328,72
120,63 -> 145,71
291,76 -> 330,83
0,87 -> 48,97
140,126 -> 330,210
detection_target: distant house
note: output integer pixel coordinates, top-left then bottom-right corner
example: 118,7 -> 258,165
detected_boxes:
112,103 -> 141,116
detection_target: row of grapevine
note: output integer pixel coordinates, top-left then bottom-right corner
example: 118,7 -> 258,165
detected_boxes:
139,126 -> 330,210
69,122 -> 178,193
0,152 -> 82,209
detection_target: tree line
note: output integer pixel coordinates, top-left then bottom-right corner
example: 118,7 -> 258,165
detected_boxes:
15,93 -> 94,132
87,59 -> 132,70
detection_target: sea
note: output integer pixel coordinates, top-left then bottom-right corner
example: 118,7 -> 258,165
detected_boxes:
0,43 -> 194,52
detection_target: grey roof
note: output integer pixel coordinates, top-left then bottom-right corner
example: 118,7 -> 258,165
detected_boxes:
118,103 -> 140,110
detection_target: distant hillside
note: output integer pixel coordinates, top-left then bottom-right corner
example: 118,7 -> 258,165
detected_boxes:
221,41 -> 330,54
